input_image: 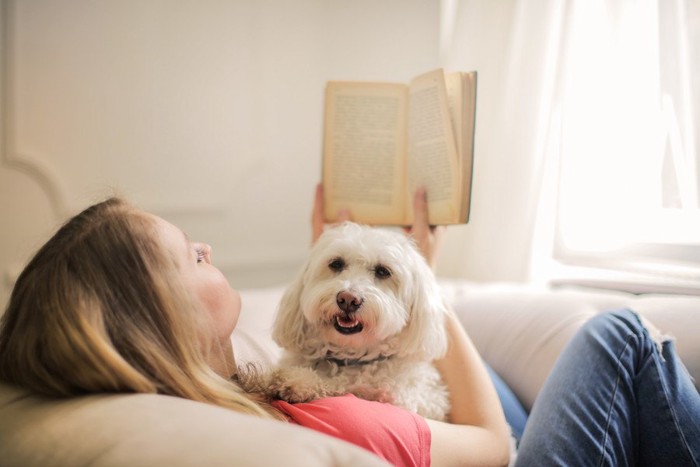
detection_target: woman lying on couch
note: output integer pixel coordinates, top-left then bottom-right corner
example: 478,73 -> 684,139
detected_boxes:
0,186 -> 698,466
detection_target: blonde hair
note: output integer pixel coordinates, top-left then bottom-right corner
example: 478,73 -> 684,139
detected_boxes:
0,198 -> 277,419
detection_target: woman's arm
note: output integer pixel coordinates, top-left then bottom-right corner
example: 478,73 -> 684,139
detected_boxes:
408,188 -> 511,465
428,310 -> 512,466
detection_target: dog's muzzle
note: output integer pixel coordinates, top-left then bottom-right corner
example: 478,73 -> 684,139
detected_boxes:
334,291 -> 364,335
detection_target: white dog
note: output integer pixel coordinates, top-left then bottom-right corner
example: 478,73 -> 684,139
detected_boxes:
267,221 -> 451,421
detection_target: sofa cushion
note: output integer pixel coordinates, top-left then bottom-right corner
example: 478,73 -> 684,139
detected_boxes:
0,382 -> 388,466
233,286 -> 285,367
442,281 -> 700,411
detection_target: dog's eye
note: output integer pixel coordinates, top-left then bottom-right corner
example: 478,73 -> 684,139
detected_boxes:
328,258 -> 346,272
374,265 -> 392,279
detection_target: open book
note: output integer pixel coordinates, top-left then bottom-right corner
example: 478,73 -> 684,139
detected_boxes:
322,68 -> 476,225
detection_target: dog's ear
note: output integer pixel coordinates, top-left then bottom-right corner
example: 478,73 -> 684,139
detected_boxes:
397,246 -> 449,360
272,263 -> 309,352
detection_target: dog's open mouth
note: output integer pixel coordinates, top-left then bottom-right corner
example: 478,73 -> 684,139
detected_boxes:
333,314 -> 364,335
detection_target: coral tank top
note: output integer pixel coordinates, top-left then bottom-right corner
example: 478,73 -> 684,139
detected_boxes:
272,394 -> 430,467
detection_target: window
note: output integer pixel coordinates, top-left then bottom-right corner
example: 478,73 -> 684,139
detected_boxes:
552,0 -> 700,294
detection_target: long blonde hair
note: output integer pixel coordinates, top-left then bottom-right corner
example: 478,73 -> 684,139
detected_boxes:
0,197 -> 276,419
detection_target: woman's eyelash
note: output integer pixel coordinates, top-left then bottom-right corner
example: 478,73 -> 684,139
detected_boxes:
195,247 -> 206,263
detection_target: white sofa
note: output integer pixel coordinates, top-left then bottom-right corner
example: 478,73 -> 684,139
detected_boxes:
1,281 -> 698,466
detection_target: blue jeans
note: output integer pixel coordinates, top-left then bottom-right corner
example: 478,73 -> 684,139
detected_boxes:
515,309 -> 700,466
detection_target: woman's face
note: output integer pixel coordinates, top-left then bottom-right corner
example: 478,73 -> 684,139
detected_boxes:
152,215 -> 241,342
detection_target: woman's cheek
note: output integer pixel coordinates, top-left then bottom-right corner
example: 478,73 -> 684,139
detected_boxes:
199,273 -> 241,340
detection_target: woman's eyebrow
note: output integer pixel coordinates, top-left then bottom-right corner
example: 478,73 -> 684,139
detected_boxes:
180,230 -> 194,256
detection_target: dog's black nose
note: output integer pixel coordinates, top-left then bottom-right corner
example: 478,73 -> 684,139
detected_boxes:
336,291 -> 363,313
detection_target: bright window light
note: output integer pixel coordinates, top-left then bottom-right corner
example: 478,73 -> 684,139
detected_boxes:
553,0 -> 700,290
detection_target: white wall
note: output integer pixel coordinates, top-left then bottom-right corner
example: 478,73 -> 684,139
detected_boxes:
0,0 -> 442,308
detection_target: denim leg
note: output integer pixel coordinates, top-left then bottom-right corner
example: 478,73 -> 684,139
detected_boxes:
515,309 -> 700,467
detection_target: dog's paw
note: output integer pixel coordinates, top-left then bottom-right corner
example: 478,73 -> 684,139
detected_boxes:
347,383 -> 395,404
269,367 -> 335,403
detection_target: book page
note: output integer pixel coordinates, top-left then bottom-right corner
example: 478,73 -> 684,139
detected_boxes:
445,71 -> 477,223
445,73 -> 466,162
406,69 -> 460,224
322,82 -> 409,224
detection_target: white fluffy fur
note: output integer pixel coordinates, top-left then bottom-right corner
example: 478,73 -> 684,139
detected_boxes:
270,222 -> 451,420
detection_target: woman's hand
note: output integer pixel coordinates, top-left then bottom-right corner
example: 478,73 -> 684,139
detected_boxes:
311,184 -> 446,270
403,187 -> 446,271
311,184 -> 350,245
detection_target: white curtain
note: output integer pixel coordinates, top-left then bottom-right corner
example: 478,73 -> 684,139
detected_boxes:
440,0 -> 700,290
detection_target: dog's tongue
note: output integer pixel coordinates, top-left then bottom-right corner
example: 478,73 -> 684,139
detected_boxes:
334,314 -> 363,335
337,315 -> 360,328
